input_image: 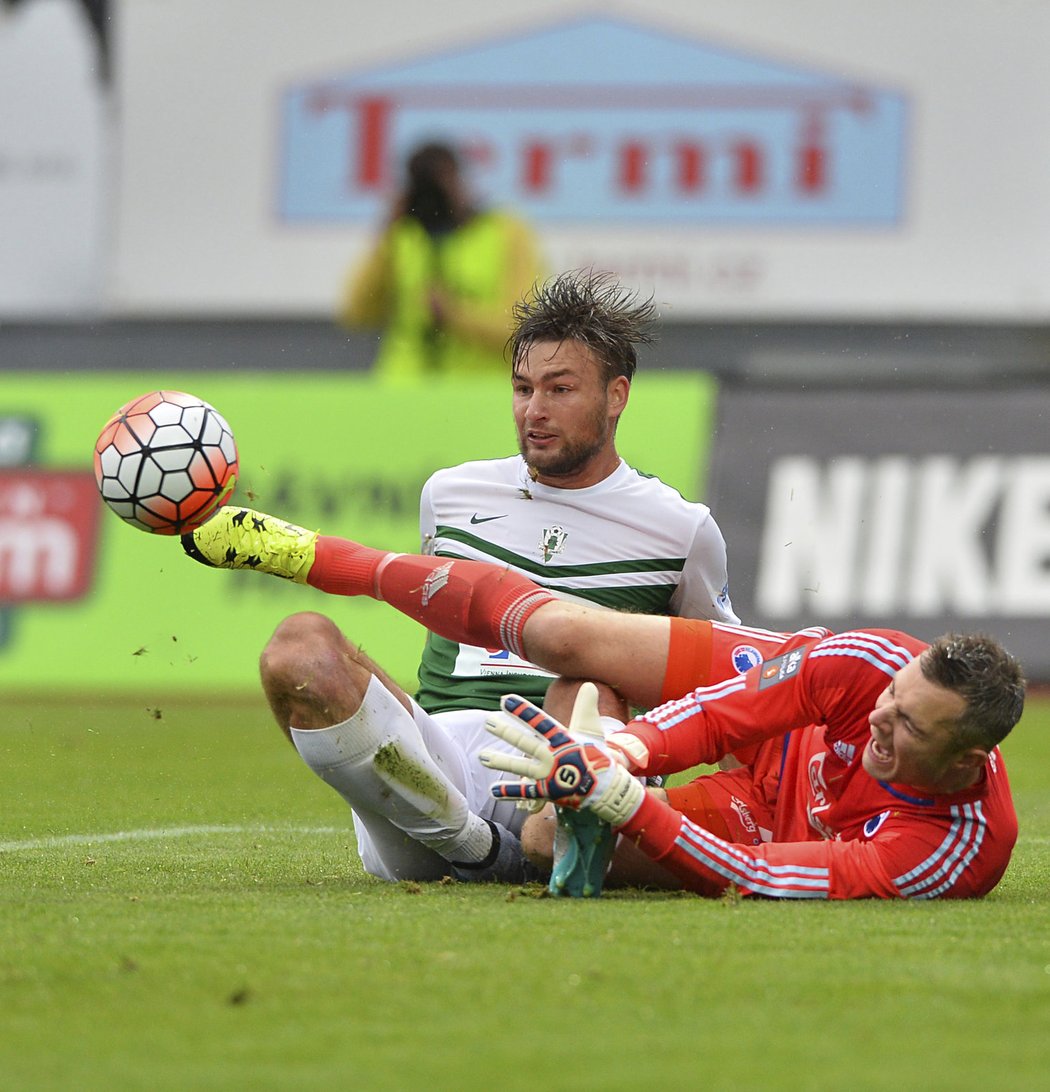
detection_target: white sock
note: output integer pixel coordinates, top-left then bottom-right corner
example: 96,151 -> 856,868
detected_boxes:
291,677 -> 494,864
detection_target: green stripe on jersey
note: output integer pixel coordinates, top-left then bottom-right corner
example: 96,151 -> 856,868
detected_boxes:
572,584 -> 676,611
433,527 -> 686,579
433,546 -> 676,611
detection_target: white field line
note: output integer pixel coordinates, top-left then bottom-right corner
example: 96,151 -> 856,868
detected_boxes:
0,825 -> 346,853
3,828 -> 1048,854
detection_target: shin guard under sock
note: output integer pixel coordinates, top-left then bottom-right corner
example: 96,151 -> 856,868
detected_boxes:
307,536 -> 554,658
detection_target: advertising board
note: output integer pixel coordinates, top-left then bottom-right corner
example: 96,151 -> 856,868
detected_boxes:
0,371 -> 714,694
708,386 -> 1050,676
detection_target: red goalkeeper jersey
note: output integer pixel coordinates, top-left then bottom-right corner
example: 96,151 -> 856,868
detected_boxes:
618,628 -> 1017,900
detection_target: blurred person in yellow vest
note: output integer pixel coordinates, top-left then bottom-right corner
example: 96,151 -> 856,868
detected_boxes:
338,141 -> 544,382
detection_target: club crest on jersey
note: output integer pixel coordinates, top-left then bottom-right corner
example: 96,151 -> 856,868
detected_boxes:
732,644 -> 763,674
541,525 -> 568,562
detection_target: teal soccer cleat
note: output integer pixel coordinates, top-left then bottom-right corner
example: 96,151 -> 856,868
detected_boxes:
549,805 -> 616,898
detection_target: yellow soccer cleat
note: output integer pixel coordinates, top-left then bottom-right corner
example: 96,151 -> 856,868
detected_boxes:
181,506 -> 318,583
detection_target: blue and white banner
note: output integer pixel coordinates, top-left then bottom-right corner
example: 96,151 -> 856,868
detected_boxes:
279,16 -> 906,228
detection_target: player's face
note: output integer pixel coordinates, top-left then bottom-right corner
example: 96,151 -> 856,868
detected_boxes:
512,340 -> 628,488
863,655 -> 971,792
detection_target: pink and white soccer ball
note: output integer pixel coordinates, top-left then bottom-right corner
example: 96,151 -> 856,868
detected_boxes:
93,390 -> 238,535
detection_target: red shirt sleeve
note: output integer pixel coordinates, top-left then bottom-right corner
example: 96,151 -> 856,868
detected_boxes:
616,629 -> 923,777
619,793 -> 895,898
619,632 -> 828,775
620,792 -> 1006,900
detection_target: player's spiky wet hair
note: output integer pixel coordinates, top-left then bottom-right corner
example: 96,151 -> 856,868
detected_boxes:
509,270 -> 657,381
922,633 -> 1026,751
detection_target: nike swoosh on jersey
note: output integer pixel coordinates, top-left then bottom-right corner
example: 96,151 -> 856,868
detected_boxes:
470,513 -> 508,524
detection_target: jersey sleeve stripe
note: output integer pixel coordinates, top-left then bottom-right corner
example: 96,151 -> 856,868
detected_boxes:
711,621 -> 791,641
809,646 -> 899,679
892,803 -> 987,899
892,803 -> 978,887
676,819 -> 831,898
711,621 -> 830,643
809,633 -> 913,678
639,675 -> 749,731
811,632 -> 913,670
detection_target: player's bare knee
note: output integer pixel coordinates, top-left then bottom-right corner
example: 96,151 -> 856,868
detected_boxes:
260,611 -> 369,728
265,610 -> 340,651
261,612 -> 341,687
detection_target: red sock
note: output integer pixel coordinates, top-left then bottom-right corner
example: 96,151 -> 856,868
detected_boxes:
307,535 -> 389,597
307,536 -> 555,658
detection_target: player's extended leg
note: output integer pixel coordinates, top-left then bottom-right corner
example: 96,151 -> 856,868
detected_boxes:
260,611 -> 534,883
184,507 -> 673,709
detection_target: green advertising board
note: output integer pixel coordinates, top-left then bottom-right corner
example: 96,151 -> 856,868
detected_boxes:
0,371 -> 716,696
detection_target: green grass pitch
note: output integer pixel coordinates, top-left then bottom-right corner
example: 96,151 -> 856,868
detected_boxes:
2,693 -> 1049,1089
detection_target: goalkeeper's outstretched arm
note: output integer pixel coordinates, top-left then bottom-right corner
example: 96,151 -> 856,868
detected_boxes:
480,688 -> 899,901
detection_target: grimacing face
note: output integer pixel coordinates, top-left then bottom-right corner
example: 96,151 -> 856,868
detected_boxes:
863,654 -> 980,793
512,340 -> 627,488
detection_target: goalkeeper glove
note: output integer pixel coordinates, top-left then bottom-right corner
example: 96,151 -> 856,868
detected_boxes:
480,686 -> 645,828
548,683 -> 618,898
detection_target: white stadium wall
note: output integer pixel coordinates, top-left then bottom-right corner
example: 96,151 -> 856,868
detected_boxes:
5,0 -> 1050,322
0,0 -> 108,316
97,0 -> 1050,320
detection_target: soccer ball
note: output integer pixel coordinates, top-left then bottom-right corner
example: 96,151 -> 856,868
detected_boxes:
93,390 -> 238,535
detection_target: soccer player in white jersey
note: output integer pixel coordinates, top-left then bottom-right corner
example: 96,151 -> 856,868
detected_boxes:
187,271 -> 738,883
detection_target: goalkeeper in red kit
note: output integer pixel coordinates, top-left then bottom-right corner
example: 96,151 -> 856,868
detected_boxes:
184,507 -> 1026,900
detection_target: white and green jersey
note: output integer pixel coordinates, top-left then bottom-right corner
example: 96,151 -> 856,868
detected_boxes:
415,455 -> 737,713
